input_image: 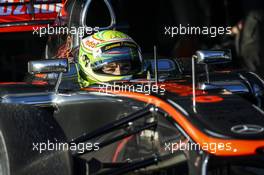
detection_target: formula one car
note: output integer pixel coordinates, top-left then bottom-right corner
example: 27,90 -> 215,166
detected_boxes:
1,0 -> 264,175
1,49 -> 264,175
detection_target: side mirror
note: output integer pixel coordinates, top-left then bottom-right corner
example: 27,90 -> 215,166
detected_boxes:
191,50 -> 232,113
28,59 -> 69,74
196,50 -> 232,64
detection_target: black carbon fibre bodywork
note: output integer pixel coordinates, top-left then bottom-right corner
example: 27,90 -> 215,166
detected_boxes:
1,61 -> 264,175
164,91 -> 264,139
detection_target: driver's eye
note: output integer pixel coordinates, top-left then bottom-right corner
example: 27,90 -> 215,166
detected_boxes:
102,63 -> 117,73
104,67 -> 115,71
104,63 -> 116,69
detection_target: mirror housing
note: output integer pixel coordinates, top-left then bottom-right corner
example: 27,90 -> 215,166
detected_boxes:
196,50 -> 232,64
28,59 -> 69,74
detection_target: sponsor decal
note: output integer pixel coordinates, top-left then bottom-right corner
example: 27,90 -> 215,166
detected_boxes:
231,124 -> 264,134
0,3 -> 62,16
195,95 -> 223,103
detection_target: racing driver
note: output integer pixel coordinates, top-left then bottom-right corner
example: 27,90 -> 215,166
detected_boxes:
77,30 -> 144,87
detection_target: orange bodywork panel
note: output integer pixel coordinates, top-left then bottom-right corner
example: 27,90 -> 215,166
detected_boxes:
83,87 -> 264,156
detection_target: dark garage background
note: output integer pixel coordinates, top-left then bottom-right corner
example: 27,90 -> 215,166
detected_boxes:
0,0 -> 264,81
0,33 -> 47,81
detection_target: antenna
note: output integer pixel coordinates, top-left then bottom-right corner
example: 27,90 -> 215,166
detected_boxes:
54,72 -> 63,93
154,45 -> 158,86
205,64 -> 210,83
192,55 -> 197,113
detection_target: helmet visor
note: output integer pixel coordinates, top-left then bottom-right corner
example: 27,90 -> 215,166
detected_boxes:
91,45 -> 142,76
